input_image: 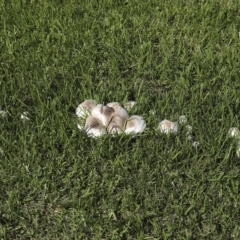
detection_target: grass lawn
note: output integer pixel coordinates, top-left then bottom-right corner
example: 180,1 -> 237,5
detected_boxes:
1,0 -> 240,239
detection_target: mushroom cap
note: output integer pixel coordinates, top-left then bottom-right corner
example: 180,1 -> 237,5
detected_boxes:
125,115 -> 146,134
91,104 -> 114,127
186,125 -> 193,134
76,99 -> 97,118
124,101 -> 136,111
192,141 -> 200,148
228,127 -> 240,139
0,110 -> 7,118
20,111 -> 30,121
158,119 -> 179,134
107,102 -> 122,111
178,115 -> 188,125
107,107 -> 129,134
85,116 -> 107,137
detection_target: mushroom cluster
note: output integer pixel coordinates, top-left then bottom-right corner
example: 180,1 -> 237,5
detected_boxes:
158,116 -> 200,148
76,100 -> 146,137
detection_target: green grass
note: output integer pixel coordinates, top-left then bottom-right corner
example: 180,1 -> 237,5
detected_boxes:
1,0 -> 240,239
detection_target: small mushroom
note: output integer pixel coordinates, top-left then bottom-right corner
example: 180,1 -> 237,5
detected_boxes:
187,134 -> 193,141
0,110 -> 7,118
0,106 -> 7,118
228,127 -> 240,139
158,119 -> 179,134
186,125 -> 193,134
125,115 -> 146,134
178,115 -> 188,125
76,99 -> 97,118
186,125 -> 193,140
107,106 -> 129,134
149,109 -> 156,115
20,111 -> 30,121
192,141 -> 200,148
85,116 -> 107,137
124,101 -> 136,111
91,104 -> 114,127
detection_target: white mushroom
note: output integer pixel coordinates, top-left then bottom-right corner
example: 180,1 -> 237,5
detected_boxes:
107,106 -> 129,134
178,115 -> 188,125
0,106 -> 7,118
185,125 -> 193,140
187,134 -> 193,141
107,102 -> 122,110
192,141 -> 200,148
85,116 -> 107,137
149,109 -> 156,115
20,111 -> 30,121
124,101 -> 136,111
76,99 -> 97,118
0,110 -> 7,118
125,115 -> 146,134
186,125 -> 193,134
228,127 -> 240,139
91,104 -> 114,127
158,119 -> 179,134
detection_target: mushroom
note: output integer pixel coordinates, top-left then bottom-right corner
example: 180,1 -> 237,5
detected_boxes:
186,125 -> 193,134
178,115 -> 188,125
124,101 -> 136,111
185,125 -> 193,141
107,102 -> 122,110
0,110 -> 7,118
107,104 -> 129,134
149,109 -> 156,115
76,99 -> 97,118
0,105 -> 7,118
91,104 -> 114,127
125,115 -> 146,134
192,141 -> 200,148
20,111 -> 30,121
228,127 -> 240,139
85,116 -> 107,137
158,119 -> 179,134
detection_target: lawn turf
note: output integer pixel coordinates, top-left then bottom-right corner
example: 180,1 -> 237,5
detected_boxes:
1,0 -> 240,239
